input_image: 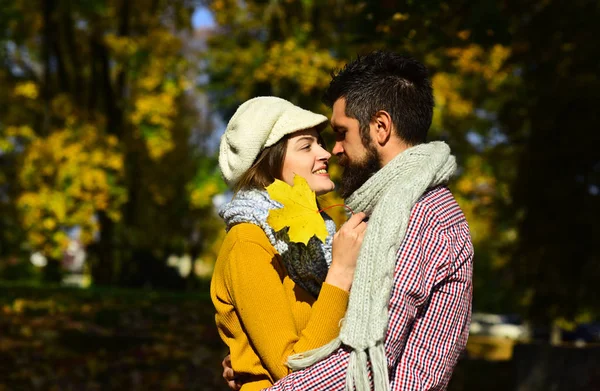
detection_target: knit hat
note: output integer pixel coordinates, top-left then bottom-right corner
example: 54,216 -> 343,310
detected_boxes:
219,96 -> 329,188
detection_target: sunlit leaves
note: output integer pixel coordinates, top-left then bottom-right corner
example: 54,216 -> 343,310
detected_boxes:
453,155 -> 500,246
13,82 -> 39,99
17,125 -> 126,258
254,39 -> 343,96
446,44 -> 512,91
107,29 -> 189,161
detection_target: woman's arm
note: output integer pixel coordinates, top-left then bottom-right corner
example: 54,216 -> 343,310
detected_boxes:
225,212 -> 366,382
226,237 -> 348,381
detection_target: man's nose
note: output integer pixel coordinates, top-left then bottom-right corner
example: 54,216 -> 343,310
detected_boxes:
332,141 -> 343,156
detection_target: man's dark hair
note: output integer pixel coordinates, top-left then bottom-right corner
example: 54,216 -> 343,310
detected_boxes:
323,51 -> 434,146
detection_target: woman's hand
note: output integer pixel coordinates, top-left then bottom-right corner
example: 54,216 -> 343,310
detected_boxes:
222,354 -> 242,390
325,212 -> 367,291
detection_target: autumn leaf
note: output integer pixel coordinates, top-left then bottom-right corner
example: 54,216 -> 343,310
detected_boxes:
266,175 -> 328,245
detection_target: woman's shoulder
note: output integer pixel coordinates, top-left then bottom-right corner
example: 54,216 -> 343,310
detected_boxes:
225,223 -> 276,254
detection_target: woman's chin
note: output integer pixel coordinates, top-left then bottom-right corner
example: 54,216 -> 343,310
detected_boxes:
315,183 -> 335,196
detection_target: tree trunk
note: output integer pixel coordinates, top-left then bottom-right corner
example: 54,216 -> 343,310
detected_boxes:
550,321 -> 562,346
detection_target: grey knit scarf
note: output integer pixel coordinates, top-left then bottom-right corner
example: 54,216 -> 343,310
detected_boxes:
287,141 -> 457,391
218,188 -> 337,297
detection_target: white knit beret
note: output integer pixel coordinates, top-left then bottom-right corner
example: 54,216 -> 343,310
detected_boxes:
219,96 -> 329,187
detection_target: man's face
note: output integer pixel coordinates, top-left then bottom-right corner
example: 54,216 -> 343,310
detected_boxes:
331,98 -> 380,198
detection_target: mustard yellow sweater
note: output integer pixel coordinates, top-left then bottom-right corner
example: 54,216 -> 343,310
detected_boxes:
210,223 -> 349,391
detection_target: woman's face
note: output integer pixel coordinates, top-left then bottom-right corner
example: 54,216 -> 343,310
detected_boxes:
281,128 -> 334,196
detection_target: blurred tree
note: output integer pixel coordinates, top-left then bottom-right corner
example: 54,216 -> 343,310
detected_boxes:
0,0 -> 220,286
501,0 -> 600,331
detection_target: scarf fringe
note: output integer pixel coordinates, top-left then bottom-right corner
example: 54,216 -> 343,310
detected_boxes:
287,338 -> 342,371
345,350 -> 370,391
369,343 -> 390,391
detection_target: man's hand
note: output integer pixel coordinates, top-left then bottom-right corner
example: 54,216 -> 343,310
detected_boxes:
222,354 -> 241,390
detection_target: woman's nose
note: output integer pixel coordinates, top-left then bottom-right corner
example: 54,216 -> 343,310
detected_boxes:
318,145 -> 332,161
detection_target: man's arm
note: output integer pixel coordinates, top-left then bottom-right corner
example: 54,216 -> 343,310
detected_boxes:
264,192 -> 472,390
263,347 -> 351,390
387,192 -> 473,389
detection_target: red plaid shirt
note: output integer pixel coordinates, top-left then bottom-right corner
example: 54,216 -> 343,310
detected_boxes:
264,186 -> 473,390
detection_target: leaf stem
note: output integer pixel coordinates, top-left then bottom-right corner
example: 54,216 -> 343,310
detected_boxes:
317,204 -> 355,215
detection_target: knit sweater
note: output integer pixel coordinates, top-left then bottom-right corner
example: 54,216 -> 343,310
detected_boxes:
210,223 -> 349,391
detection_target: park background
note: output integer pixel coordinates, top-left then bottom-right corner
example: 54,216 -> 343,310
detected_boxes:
0,0 -> 598,390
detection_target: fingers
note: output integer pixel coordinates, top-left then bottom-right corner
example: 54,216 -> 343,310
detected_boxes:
345,212 -> 367,228
222,354 -> 241,390
227,378 -> 241,390
223,368 -> 241,390
340,212 -> 367,238
222,354 -> 231,368
355,220 -> 367,234
223,366 -> 235,380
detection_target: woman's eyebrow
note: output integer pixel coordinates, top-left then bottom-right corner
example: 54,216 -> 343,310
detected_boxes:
293,135 -> 317,144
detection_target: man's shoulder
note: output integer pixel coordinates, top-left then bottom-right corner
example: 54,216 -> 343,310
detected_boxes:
412,186 -> 466,229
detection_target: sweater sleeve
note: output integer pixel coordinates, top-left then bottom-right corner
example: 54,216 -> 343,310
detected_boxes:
226,235 -> 349,381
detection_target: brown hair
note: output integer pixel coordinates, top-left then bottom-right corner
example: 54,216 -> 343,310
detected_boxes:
233,137 -> 289,193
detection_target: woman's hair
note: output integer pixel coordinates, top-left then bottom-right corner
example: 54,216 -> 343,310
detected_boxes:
233,137 -> 289,193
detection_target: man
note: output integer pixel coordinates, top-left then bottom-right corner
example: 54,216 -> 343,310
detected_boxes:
224,51 -> 473,390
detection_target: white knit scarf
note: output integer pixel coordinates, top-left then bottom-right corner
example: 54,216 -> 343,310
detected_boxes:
287,141 -> 457,391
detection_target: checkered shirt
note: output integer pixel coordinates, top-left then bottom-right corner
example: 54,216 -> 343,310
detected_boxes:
264,186 -> 474,390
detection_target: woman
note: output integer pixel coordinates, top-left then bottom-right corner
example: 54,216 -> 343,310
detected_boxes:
211,97 -> 366,390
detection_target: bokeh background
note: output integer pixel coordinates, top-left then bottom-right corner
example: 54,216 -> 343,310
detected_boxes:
0,0 -> 598,390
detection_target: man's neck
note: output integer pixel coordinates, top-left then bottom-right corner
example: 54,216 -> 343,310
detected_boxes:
379,140 -> 412,167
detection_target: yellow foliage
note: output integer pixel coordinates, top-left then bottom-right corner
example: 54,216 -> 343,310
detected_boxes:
457,30 -> 471,41
432,73 -> 473,118
253,40 -> 343,95
125,30 -> 187,161
13,82 -> 39,99
446,44 -> 511,91
392,12 -> 410,22
0,125 -> 36,154
451,154 -> 511,249
104,34 -> 139,58
266,175 -> 329,244
17,125 -> 126,258
6,125 -> 36,140
51,94 -> 75,119
190,181 -> 220,209
210,37 -> 342,100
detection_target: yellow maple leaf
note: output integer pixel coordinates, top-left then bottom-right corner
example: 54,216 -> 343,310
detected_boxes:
266,175 -> 328,245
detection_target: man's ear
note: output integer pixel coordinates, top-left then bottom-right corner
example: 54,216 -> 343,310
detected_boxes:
372,110 -> 393,145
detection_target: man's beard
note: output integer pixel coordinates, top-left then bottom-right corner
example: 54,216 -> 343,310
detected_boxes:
338,145 -> 380,199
